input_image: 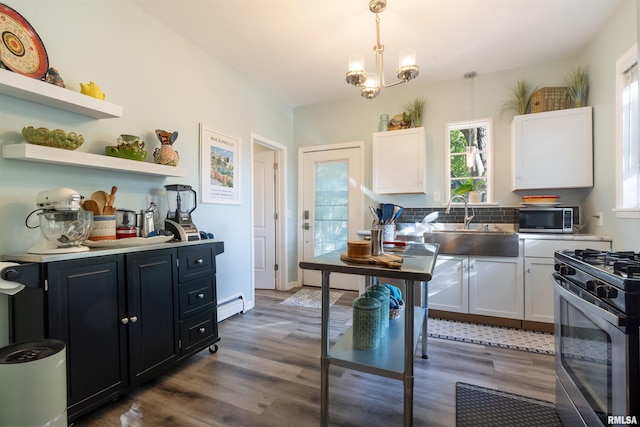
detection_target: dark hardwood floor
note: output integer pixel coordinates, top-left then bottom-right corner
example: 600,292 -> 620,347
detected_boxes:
73,289 -> 556,426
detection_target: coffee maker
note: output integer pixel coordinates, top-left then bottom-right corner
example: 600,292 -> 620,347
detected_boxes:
164,184 -> 200,241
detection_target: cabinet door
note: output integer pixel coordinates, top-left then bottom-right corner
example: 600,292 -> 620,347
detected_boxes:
524,257 -> 555,323
512,106 -> 592,190
372,127 -> 426,194
428,255 -> 468,313
47,256 -> 127,416
469,256 -> 524,319
126,249 -> 179,385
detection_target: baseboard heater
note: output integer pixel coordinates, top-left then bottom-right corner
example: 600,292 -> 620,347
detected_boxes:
217,293 -> 245,322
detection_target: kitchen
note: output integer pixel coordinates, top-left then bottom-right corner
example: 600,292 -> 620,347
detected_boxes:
0,0 -> 638,426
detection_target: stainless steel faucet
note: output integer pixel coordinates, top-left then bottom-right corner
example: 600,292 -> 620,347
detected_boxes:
445,195 -> 475,229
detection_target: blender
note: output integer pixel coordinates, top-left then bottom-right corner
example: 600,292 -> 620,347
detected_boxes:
164,184 -> 200,241
27,188 -> 94,254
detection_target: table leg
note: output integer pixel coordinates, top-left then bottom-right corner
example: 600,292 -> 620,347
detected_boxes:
321,270 -> 331,427
403,279 -> 414,427
421,281 -> 428,359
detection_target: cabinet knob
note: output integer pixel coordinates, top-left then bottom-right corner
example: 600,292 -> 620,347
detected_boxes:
130,316 -> 138,323
197,293 -> 205,299
198,327 -> 206,334
195,258 -> 204,264
121,318 -> 129,325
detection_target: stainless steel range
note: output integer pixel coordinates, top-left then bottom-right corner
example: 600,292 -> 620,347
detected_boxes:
553,249 -> 640,426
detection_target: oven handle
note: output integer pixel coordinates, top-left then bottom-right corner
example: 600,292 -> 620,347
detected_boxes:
553,275 -> 625,328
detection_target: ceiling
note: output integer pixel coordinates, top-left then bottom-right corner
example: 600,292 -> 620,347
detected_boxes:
132,0 -> 623,107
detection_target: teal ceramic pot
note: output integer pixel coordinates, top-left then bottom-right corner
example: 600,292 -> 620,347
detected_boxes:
352,295 -> 381,350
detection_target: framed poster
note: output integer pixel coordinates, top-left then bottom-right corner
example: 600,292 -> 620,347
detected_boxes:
200,124 -> 241,204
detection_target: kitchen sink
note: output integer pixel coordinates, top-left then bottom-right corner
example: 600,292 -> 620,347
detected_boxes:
397,223 -> 519,257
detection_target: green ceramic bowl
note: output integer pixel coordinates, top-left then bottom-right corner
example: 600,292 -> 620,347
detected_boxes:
105,146 -> 147,161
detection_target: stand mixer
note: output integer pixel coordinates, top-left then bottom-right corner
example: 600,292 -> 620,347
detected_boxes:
27,188 -> 94,254
164,184 -> 200,241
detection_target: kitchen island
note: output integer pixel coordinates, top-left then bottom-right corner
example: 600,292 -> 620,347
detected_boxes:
299,243 -> 438,427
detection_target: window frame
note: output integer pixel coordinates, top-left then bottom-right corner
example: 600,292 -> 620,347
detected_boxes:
614,43 -> 640,219
445,118 -> 493,204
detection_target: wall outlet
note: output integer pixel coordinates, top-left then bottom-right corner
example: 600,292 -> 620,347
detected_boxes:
433,191 -> 441,202
595,211 -> 603,226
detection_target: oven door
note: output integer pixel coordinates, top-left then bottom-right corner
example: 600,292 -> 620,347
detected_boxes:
553,275 -> 630,427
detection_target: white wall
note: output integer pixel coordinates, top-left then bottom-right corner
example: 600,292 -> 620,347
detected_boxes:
294,0 -> 636,242
0,0 -> 295,346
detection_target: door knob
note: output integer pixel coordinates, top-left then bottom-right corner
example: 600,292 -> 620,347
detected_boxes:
303,222 -> 310,230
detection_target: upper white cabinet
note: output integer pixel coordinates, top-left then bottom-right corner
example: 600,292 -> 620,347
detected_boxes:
372,127 -> 426,194
0,68 -> 122,119
511,106 -> 592,190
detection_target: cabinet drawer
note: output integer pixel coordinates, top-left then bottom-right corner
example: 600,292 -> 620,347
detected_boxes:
180,309 -> 218,356
523,239 -> 611,258
178,246 -> 214,282
178,276 -> 216,319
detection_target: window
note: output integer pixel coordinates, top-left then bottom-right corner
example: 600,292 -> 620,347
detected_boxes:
447,119 -> 492,203
615,44 -> 639,218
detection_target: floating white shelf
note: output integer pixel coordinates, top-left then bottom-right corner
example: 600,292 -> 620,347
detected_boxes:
0,68 -> 123,119
2,143 -> 188,178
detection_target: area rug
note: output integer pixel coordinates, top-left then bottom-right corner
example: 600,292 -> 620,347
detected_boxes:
456,382 -> 561,427
428,318 -> 555,355
280,289 -> 344,309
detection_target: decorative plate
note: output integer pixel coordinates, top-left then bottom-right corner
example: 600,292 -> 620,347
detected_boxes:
0,3 -> 49,79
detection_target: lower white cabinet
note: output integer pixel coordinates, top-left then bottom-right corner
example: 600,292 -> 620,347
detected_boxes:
522,238 -> 612,323
428,255 -> 468,313
429,255 -> 523,320
469,256 -> 524,320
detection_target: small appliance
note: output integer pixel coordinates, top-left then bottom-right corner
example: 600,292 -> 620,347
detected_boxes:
515,207 -> 574,233
164,184 -> 200,241
27,188 -> 93,254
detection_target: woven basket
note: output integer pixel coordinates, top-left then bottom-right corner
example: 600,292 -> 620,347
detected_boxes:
389,300 -> 405,320
530,87 -> 570,113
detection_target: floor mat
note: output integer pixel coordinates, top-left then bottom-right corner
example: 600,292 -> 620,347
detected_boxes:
280,288 -> 344,309
456,382 -> 562,427
428,318 -> 554,354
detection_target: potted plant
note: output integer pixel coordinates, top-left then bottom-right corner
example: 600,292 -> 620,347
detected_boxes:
454,178 -> 484,203
564,66 -> 590,107
402,97 -> 426,127
500,79 -> 538,115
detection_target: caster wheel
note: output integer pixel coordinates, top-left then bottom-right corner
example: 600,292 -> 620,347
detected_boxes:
208,344 -> 218,354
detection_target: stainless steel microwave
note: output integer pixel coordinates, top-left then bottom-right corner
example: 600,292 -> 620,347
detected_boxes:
516,207 -> 574,233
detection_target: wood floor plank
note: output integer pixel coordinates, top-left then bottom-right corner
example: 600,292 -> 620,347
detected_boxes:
73,288 -> 556,426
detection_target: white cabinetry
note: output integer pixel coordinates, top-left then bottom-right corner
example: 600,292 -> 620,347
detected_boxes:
522,237 -> 611,323
512,107 -> 592,190
429,254 -> 523,320
469,256 -> 524,320
428,255 -> 468,313
372,127 -> 426,194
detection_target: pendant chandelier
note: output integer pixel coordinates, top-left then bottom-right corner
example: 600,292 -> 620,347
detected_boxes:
345,0 -> 420,100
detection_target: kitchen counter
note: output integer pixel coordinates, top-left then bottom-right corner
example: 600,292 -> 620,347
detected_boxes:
2,238 -> 222,263
517,233 -> 612,241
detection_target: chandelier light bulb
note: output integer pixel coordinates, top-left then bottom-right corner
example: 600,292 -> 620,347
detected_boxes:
399,49 -> 416,68
348,54 -> 365,72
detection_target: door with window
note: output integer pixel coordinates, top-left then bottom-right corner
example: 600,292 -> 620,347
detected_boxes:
300,144 -> 364,290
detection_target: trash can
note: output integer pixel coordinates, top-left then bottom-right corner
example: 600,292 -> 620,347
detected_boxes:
0,339 -> 67,426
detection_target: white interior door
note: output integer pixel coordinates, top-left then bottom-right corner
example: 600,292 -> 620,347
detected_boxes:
253,149 -> 276,289
300,145 -> 364,291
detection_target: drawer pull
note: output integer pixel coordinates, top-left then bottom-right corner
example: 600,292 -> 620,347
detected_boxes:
198,327 -> 206,334
121,318 -> 129,325
130,316 -> 138,323
197,293 -> 205,299
195,259 -> 204,264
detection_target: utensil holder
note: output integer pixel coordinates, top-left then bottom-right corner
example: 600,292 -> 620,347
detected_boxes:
383,224 -> 396,242
371,227 -> 383,256
89,215 -> 116,241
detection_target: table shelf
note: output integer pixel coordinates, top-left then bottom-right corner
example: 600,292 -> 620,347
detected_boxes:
331,307 -> 426,380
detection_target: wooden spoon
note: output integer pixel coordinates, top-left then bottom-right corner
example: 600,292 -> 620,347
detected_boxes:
83,199 -> 101,216
91,191 -> 108,215
107,186 -> 118,209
